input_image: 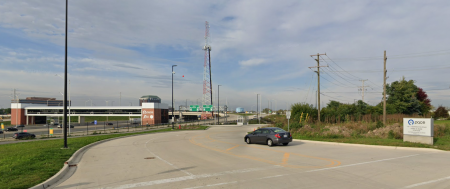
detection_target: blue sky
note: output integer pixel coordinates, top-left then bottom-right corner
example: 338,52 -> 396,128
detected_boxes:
0,0 -> 449,111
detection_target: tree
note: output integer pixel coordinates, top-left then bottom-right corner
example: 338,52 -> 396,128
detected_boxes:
434,106 -> 449,119
386,77 -> 430,115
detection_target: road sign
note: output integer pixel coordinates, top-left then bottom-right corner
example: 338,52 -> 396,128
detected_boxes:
1,123 -> 4,130
50,128 -> 53,136
203,105 -> 213,112
286,111 -> 291,119
190,105 -> 200,112
94,120 -> 97,125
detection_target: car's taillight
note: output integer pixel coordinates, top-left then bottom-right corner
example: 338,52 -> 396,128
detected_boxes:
290,134 -> 292,137
275,134 -> 281,138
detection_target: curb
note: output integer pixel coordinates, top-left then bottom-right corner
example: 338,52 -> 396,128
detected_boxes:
293,139 -> 444,152
30,127 -> 208,189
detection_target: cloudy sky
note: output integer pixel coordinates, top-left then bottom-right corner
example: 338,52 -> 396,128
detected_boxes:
0,0 -> 449,111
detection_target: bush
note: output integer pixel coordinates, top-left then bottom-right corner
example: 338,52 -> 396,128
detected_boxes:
434,106 -> 449,119
376,121 -> 384,129
388,130 -> 395,139
289,122 -> 303,130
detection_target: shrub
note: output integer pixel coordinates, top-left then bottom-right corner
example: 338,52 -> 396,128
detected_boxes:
289,122 -> 303,130
388,130 -> 395,139
376,121 -> 384,128
434,106 -> 449,119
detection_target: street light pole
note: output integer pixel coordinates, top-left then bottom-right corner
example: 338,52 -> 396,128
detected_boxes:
63,0 -> 68,148
172,65 -> 177,129
218,85 -> 221,125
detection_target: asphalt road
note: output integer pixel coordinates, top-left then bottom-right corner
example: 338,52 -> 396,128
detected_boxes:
54,124 -> 450,189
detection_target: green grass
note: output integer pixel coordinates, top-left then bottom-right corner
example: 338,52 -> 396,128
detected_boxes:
435,120 -> 450,125
0,120 -> 11,126
0,126 -> 208,189
50,116 -> 141,123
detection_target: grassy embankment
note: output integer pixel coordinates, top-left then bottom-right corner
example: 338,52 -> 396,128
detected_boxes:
261,115 -> 450,151
0,125 -> 208,189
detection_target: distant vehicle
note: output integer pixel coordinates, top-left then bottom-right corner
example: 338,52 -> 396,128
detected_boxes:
0,130 -> 3,134
15,125 -> 25,128
13,132 -> 36,139
57,124 -> 74,128
91,121 -> 95,124
244,127 -> 292,147
6,127 -> 18,132
107,123 -> 114,125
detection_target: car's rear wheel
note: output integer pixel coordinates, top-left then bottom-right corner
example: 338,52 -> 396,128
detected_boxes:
283,143 -> 289,146
246,137 -> 251,144
267,139 -> 273,147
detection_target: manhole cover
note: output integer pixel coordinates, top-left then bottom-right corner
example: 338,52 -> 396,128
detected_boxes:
144,157 -> 155,159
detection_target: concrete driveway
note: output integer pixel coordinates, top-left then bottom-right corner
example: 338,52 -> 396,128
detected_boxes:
54,125 -> 450,189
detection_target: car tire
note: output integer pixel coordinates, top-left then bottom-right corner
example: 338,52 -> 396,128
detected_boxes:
246,137 -> 251,144
267,139 -> 273,147
283,143 -> 289,146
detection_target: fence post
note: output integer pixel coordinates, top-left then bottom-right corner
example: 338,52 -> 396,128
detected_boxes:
86,122 -> 88,135
104,121 -> 106,133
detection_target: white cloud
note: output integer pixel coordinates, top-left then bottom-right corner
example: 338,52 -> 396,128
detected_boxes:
239,58 -> 267,67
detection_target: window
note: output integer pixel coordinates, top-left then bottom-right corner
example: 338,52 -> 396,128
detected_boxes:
254,130 -> 262,134
272,128 -> 286,133
262,130 -> 270,134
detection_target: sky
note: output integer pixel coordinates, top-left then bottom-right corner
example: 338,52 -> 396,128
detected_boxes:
0,0 -> 449,112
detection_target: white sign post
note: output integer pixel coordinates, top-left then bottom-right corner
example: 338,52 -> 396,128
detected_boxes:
403,118 -> 434,145
286,111 -> 291,132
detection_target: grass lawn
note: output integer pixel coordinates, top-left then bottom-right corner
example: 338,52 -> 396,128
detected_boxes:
435,120 -> 450,125
231,113 -> 256,116
0,120 -> 11,126
0,126 -> 208,189
50,116 -> 141,122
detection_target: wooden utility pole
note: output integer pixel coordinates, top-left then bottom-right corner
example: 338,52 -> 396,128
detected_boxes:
358,79 -> 369,102
383,51 -> 387,125
309,53 -> 327,123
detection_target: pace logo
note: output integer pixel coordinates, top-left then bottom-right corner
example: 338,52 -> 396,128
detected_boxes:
408,119 -> 414,125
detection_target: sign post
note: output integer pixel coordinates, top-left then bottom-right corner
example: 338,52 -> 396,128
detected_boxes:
286,111 -> 291,132
190,105 -> 200,112
403,118 -> 434,145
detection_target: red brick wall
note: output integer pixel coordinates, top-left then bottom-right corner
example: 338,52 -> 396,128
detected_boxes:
11,109 -> 26,125
142,108 -> 162,125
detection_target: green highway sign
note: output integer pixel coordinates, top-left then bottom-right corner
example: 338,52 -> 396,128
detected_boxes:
203,105 -> 213,112
190,105 -> 200,112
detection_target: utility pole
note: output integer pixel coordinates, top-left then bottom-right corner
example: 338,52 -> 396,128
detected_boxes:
358,79 -> 369,102
383,51 -> 387,125
120,92 -> 121,106
257,94 -> 259,124
309,53 -> 327,123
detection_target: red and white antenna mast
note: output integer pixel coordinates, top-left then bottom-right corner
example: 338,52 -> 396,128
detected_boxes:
202,21 -> 212,109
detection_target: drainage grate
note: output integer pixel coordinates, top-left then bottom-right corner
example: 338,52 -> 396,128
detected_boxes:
144,157 -> 155,159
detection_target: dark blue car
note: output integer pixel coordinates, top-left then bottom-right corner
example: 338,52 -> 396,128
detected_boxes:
245,127 -> 292,147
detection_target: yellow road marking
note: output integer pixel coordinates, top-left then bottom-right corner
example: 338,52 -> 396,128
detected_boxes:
226,145 -> 240,151
282,153 -> 290,165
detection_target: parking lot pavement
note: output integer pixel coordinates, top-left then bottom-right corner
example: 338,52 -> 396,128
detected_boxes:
53,125 -> 450,189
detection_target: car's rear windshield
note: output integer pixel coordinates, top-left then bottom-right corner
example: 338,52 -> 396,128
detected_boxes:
272,128 -> 286,133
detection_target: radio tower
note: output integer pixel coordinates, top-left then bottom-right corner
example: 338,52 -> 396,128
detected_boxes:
202,21 -> 212,112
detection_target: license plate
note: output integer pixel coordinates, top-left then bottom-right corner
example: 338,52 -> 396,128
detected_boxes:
284,134 -> 287,138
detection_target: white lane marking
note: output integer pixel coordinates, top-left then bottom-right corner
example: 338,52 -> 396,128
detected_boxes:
145,138 -> 194,176
183,174 -> 287,189
403,176 -> 450,188
306,154 -> 420,173
100,166 -> 280,189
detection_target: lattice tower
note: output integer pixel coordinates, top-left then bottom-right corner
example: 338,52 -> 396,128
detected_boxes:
202,21 -> 212,107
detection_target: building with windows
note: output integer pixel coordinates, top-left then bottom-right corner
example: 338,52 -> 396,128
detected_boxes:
11,97 -> 69,106
11,96 -> 168,125
139,95 -> 161,106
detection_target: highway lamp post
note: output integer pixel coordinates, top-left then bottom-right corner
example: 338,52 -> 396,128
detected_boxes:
57,75 -> 71,136
218,85 -> 221,125
62,0 -> 68,148
172,65 -> 177,130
